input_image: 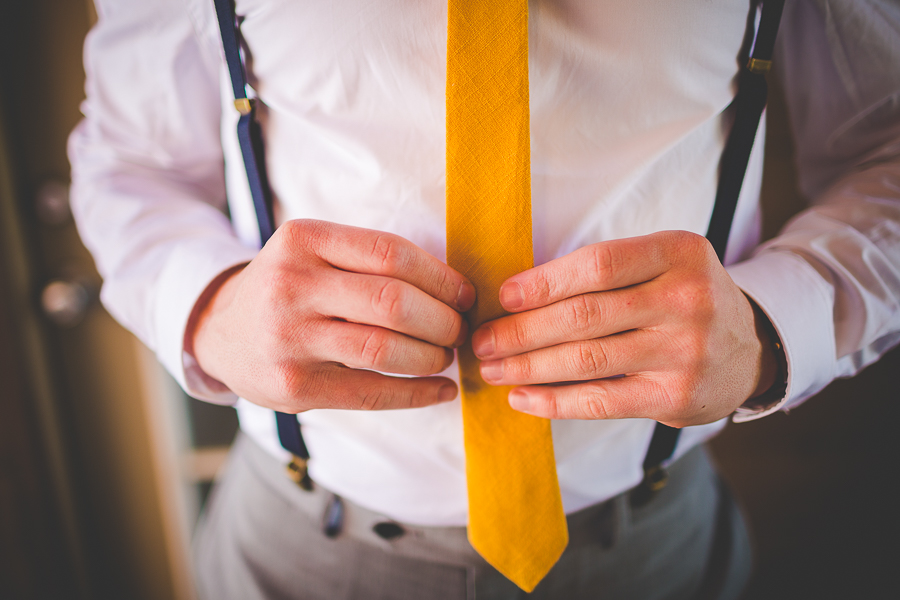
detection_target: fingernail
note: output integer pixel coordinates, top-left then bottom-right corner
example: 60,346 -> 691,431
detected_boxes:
471,327 -> 494,358
509,390 -> 532,412
457,281 -> 476,311
480,360 -> 503,382
453,320 -> 469,348
499,282 -> 524,309
438,384 -> 458,402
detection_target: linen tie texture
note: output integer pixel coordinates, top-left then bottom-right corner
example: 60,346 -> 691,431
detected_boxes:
445,0 -> 568,591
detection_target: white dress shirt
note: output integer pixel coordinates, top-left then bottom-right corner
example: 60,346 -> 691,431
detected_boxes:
69,0 -> 900,526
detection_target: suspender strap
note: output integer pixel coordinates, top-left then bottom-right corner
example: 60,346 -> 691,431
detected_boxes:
213,0 -> 248,104
633,0 -> 785,507
213,0 -> 309,467
707,0 -> 786,262
213,0 -> 277,243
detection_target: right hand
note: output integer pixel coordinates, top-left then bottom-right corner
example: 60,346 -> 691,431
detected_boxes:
188,219 -> 475,413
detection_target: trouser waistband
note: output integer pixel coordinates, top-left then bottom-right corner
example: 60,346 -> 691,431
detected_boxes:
232,432 -> 708,569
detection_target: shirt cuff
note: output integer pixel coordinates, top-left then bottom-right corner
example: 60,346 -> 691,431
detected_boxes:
726,250 -> 837,422
153,239 -> 259,405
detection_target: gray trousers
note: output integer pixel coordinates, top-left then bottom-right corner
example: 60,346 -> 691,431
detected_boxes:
194,434 -> 751,600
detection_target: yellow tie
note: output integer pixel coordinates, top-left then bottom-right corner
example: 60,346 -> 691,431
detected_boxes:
445,0 -> 568,592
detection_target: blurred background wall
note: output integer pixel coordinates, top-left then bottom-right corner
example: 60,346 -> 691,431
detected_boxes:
0,1 -> 896,599
1,2 -> 224,599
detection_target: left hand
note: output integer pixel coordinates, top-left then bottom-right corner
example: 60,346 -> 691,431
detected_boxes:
471,230 -> 777,427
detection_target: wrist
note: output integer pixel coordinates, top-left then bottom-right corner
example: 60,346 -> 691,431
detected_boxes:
184,263 -> 247,386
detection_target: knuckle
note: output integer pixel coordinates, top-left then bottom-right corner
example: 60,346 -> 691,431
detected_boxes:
371,233 -> 406,274
357,386 -> 392,411
539,392 -> 562,419
272,362 -> 306,402
690,233 -> 716,260
433,266 -> 458,305
669,230 -> 716,266
509,317 -> 532,350
528,270 -> 555,304
587,243 -> 619,284
667,386 -> 690,412
671,275 -> 715,318
359,329 -> 393,371
276,219 -> 301,246
440,313 -> 460,346
634,377 -> 681,424
670,229 -> 704,252
664,373 -> 700,414
576,386 -> 610,420
572,343 -> 608,378
567,294 -> 599,332
280,219 -> 321,250
373,279 -> 408,322
398,385 -> 423,409
429,348 -> 452,375
511,354 -> 534,381
496,318 -> 530,353
270,220 -> 326,272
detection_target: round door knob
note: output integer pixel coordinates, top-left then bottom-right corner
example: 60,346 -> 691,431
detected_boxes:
40,279 -> 93,327
35,181 -> 72,226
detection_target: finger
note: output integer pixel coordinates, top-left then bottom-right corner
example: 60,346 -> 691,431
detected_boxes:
479,330 -> 661,386
473,285 -> 659,359
499,231 -> 710,311
319,269 -> 467,348
322,321 -> 454,377
315,365 -> 459,411
281,220 -> 476,311
506,374 -> 670,421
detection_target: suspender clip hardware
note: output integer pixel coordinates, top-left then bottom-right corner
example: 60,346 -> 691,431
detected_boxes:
629,465 -> 669,509
286,455 -> 314,491
746,58 -> 772,74
234,97 -> 253,115
644,465 -> 669,493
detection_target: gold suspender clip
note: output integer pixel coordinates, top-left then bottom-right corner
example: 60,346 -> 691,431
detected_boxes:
628,464 -> 669,508
746,58 -> 772,74
286,455 -> 314,491
234,97 -> 253,115
643,464 -> 669,493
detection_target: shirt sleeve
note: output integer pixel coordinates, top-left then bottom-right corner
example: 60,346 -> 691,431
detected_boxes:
726,0 -> 900,421
68,0 -> 258,404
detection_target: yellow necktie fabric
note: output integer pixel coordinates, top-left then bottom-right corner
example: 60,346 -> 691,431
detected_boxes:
445,0 -> 568,592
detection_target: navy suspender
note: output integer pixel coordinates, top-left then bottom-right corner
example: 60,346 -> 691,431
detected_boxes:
213,0 -> 311,487
211,0 -> 784,499
633,0 -> 785,506
213,0 -> 276,240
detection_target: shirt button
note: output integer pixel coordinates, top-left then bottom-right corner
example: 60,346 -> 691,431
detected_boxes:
372,521 -> 406,540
